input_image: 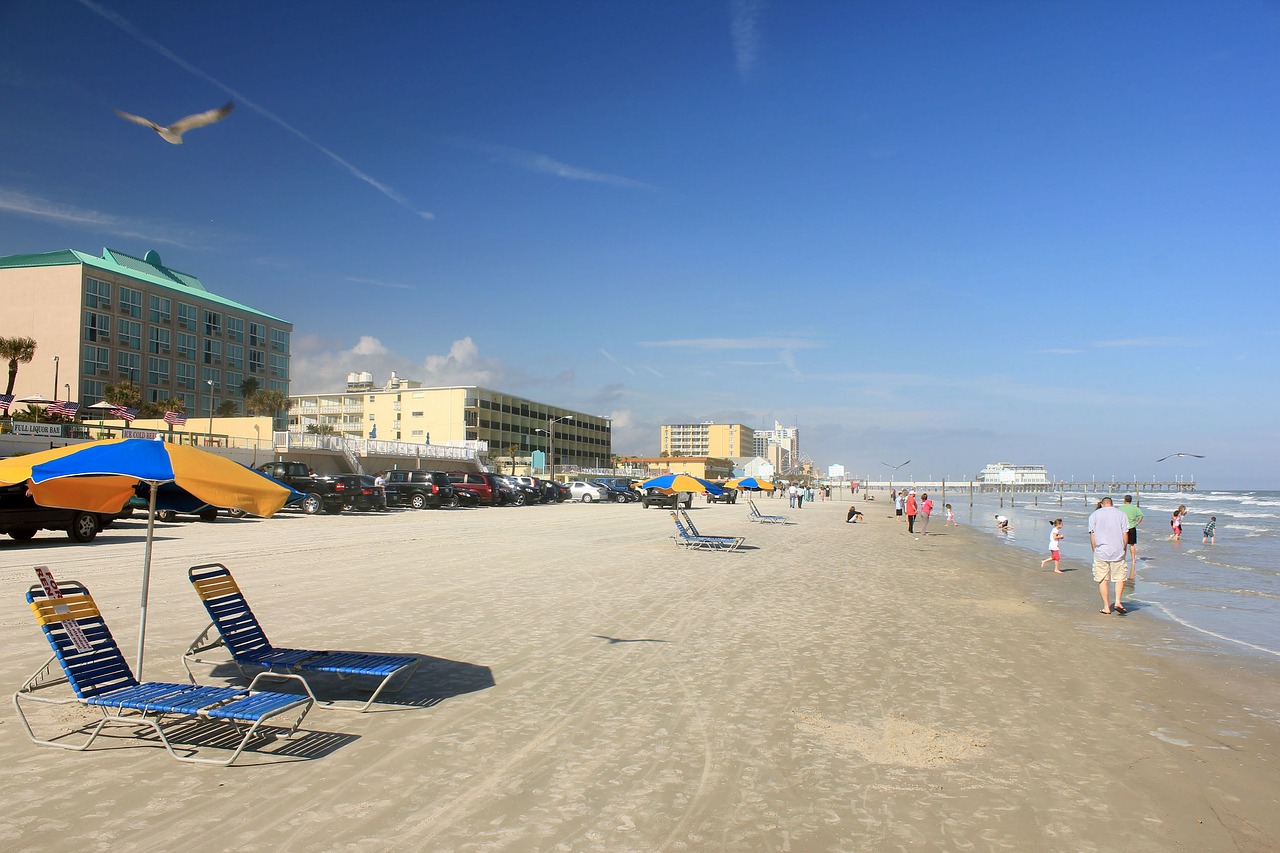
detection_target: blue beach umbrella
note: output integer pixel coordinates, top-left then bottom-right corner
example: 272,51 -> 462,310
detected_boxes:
640,473 -> 725,495
726,477 -> 775,491
0,439 -> 290,676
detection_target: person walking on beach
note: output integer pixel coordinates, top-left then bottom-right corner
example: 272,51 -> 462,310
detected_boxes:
788,484 -> 797,508
1089,497 -> 1130,614
905,490 -> 918,534
796,487 -> 805,509
1119,494 -> 1144,589
1040,518 -> 1065,572
1203,516 -> 1216,544
895,491 -> 905,521
945,503 -> 957,526
919,492 -> 934,534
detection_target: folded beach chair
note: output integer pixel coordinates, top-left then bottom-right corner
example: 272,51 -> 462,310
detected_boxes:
14,580 -> 312,765
678,508 -> 746,550
670,512 -> 744,551
747,498 -> 787,524
184,563 -> 421,712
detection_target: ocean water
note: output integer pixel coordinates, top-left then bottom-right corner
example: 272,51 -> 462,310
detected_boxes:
947,488 -> 1280,661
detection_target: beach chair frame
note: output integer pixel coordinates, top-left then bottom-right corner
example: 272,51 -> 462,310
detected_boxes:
677,508 -> 745,550
184,563 -> 421,712
747,498 -> 787,524
14,581 -> 312,766
670,512 -> 744,551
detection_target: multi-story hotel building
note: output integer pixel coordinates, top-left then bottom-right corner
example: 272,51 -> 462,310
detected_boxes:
660,422 -> 755,458
289,374 -> 612,470
0,247 -> 291,416
753,421 -> 799,471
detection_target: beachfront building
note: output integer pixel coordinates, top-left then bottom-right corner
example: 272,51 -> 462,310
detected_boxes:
753,421 -> 799,472
288,374 -> 612,470
0,247 -> 291,417
660,422 -> 755,458
620,456 -> 736,482
975,463 -> 1049,484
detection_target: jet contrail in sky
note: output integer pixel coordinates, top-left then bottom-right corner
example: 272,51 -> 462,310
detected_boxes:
77,0 -> 434,221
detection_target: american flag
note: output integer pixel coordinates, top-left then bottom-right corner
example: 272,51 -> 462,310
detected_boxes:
0,393 -> 13,414
47,400 -> 80,418
112,405 -> 139,424
163,410 -> 187,425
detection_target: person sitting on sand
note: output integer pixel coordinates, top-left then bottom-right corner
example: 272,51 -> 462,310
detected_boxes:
846,505 -> 863,523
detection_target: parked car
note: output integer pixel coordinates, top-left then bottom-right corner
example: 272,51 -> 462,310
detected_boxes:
510,476 -> 545,505
640,487 -> 694,509
256,461 -> 346,515
334,474 -> 387,512
706,486 -> 738,504
380,470 -> 454,509
591,479 -> 637,503
447,472 -> 510,506
566,481 -> 605,502
0,483 -> 112,542
496,474 -> 537,506
542,480 -> 569,503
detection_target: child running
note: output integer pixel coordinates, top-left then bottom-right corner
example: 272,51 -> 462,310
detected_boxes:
945,504 -> 956,526
1040,518 -> 1065,572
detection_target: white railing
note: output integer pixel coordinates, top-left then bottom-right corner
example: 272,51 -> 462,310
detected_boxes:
274,431 -> 477,463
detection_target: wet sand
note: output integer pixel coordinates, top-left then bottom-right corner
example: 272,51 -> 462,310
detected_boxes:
1,497 -> 1276,851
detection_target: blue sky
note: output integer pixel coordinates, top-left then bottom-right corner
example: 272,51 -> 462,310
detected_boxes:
2,1 -> 1278,487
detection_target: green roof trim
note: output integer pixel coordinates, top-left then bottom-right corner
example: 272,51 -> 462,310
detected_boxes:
0,247 -> 289,325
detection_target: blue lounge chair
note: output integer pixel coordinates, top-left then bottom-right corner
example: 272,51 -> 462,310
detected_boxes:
678,508 -> 745,549
747,498 -> 787,524
14,581 -> 312,765
184,563 -> 421,712
670,512 -> 744,551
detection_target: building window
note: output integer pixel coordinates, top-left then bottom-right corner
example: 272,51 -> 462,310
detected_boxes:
203,310 -> 222,336
116,351 -> 140,381
82,379 -> 105,402
149,295 -> 171,323
227,316 -> 244,342
202,367 -> 221,388
203,339 -> 221,364
269,353 -> 288,380
226,344 -> 243,370
148,326 -> 170,354
147,357 -> 170,385
178,303 -> 197,330
146,387 -> 169,404
119,286 -> 143,318
226,371 -> 243,395
177,391 -> 195,411
176,362 -> 196,390
177,332 -> 197,360
83,311 -> 110,342
248,350 -> 265,374
249,322 -> 266,346
118,319 -> 141,350
86,277 -> 111,308
270,328 -> 290,353
82,345 -> 108,377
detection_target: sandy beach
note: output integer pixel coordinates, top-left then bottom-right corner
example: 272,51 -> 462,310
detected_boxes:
1,497 -> 1276,852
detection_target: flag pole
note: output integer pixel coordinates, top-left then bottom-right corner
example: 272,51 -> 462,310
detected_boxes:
136,481 -> 158,678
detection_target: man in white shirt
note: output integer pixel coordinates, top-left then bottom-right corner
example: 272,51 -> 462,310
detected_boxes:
1089,497 -> 1130,614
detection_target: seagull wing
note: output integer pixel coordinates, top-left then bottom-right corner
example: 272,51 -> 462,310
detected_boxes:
114,109 -> 162,131
168,101 -> 235,134
1156,453 -> 1205,462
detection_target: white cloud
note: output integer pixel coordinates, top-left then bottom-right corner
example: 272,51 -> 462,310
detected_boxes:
730,0 -> 766,79
350,336 -> 389,356
462,140 -> 655,190
638,336 -> 819,350
0,186 -> 193,247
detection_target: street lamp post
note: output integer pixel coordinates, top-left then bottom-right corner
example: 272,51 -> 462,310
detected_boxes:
206,379 -> 214,443
52,355 -> 59,399
536,414 -> 573,480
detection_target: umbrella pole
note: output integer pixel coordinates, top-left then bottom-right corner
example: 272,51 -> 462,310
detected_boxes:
137,483 -> 158,679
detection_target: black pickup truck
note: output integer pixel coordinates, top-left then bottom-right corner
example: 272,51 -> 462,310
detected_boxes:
256,462 -> 347,514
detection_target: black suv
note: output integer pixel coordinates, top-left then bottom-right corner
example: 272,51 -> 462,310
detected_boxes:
335,474 -> 387,512
0,484 -> 112,543
640,488 -> 694,509
381,470 -> 455,509
706,486 -> 738,504
257,461 -> 346,514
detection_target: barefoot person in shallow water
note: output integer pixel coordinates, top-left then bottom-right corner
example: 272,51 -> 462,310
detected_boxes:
1040,518 -> 1065,573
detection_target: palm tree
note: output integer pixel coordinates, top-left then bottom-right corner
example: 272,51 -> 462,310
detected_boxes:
0,336 -> 37,396
239,376 -> 260,399
216,400 -> 239,418
103,380 -> 143,408
246,389 -> 287,427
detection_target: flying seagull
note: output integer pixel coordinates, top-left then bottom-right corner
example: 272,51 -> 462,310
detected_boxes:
1156,453 -> 1205,462
114,101 -> 235,144
881,460 -> 910,470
